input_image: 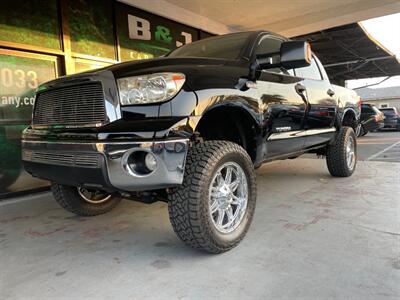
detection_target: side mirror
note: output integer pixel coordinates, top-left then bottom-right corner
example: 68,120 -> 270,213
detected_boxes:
280,41 -> 312,69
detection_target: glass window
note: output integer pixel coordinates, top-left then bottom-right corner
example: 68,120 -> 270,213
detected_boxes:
255,36 -> 282,56
295,57 -> 322,80
68,0 -> 116,59
0,50 -> 58,196
255,36 -> 295,76
73,58 -> 112,74
361,105 -> 374,113
286,69 -> 295,76
168,32 -> 251,60
0,50 -> 58,123
0,0 -> 61,50
314,55 -> 329,81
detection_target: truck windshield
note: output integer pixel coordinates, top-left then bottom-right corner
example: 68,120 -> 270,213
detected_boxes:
167,32 -> 252,60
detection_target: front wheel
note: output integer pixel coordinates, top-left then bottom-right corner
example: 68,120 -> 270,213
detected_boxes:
168,141 -> 257,254
51,184 -> 120,216
326,126 -> 357,177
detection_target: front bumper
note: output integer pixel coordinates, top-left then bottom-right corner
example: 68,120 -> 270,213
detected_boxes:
22,139 -> 189,192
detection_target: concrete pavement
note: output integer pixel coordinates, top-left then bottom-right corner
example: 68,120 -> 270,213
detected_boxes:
357,131 -> 400,161
1,158 -> 399,300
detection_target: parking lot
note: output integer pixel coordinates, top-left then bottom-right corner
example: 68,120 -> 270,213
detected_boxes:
358,132 -> 400,162
1,132 -> 399,300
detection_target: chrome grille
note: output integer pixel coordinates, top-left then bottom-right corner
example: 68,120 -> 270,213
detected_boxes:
33,82 -> 106,127
22,150 -> 101,168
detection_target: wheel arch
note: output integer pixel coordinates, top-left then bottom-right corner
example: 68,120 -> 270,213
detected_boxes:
341,108 -> 358,131
195,104 -> 260,162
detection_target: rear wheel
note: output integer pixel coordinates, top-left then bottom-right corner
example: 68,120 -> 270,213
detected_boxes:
168,141 -> 257,253
326,126 -> 357,177
51,183 -> 120,216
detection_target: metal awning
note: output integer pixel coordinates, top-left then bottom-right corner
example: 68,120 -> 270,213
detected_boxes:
294,23 -> 400,84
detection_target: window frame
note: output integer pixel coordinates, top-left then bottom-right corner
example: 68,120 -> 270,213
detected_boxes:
293,54 -> 323,81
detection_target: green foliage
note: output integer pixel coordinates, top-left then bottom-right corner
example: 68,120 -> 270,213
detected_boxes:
69,0 -> 116,59
0,0 -> 60,49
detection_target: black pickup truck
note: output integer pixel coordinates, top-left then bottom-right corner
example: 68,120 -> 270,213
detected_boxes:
22,31 -> 360,253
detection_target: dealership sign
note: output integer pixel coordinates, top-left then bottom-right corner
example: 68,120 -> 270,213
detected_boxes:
116,3 -> 198,61
128,15 -> 193,47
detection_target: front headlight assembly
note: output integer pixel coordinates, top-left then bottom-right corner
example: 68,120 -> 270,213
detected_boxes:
117,72 -> 186,105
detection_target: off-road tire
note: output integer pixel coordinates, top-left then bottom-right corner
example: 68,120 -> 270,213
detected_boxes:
168,141 -> 257,254
51,183 -> 120,216
326,126 -> 357,177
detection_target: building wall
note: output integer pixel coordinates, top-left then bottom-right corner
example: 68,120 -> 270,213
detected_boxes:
0,0 -> 213,197
363,98 -> 400,110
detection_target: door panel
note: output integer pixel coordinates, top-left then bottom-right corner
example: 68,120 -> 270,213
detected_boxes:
257,70 -> 307,158
295,57 -> 337,148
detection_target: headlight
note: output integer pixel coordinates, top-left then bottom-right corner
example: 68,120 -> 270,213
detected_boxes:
117,72 -> 185,105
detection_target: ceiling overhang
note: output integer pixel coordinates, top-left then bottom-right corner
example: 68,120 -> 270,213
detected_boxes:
294,23 -> 400,83
122,0 -> 400,37
120,0 -> 400,81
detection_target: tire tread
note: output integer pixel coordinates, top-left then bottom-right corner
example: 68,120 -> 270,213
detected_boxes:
51,184 -> 120,216
326,126 -> 357,177
168,141 -> 256,253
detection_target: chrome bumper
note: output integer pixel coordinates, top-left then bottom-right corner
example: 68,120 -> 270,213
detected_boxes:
22,139 -> 189,191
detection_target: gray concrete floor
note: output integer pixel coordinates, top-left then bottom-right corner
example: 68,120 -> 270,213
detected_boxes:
357,131 -> 400,162
303,131 -> 400,162
1,157 -> 399,300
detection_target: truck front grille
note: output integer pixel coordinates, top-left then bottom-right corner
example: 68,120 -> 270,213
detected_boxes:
32,82 -> 106,127
22,150 -> 101,168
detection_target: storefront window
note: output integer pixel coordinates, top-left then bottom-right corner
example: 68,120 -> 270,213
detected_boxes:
0,0 -> 61,50
68,0 -> 116,60
116,3 -> 199,61
73,57 -> 111,74
0,50 -> 58,196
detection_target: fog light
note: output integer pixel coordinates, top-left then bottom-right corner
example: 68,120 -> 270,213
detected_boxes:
145,152 -> 157,171
126,151 -> 156,176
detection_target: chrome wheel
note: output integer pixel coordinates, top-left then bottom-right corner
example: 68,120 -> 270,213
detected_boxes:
77,187 -> 112,204
209,162 -> 248,233
346,136 -> 356,170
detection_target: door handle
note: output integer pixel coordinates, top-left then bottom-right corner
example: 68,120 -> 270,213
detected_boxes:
295,83 -> 306,95
327,89 -> 335,97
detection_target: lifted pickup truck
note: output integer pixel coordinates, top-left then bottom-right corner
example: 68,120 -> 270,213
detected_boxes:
22,31 -> 360,253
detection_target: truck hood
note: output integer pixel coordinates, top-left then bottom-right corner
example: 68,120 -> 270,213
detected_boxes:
106,57 -> 236,78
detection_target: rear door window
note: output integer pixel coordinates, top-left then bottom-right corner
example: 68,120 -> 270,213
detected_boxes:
294,57 -> 322,80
